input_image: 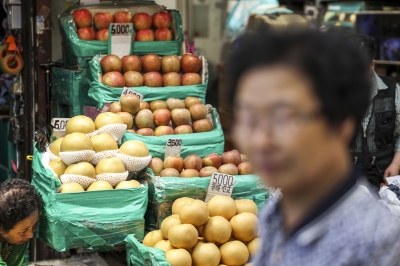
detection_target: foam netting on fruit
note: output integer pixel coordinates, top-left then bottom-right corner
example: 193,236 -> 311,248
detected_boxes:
60,174 -> 96,189
90,149 -> 119,165
116,153 -> 152,172
96,171 -> 129,187
97,124 -> 127,144
46,146 -> 61,161
86,131 -> 98,138
59,150 -> 96,165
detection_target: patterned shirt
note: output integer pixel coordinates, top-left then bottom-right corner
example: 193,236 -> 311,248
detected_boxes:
361,71 -> 400,152
253,178 -> 400,266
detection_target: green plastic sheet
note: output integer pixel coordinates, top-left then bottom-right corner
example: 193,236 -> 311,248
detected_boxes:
53,67 -> 97,117
31,146 -> 149,252
87,56 -> 208,109
145,173 -> 269,231
122,108 -> 224,159
59,4 -> 183,67
125,235 -> 170,266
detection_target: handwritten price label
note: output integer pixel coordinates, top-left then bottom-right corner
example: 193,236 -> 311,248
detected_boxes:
108,23 -> 133,58
120,87 -> 143,100
164,138 -> 182,159
205,172 -> 235,203
51,118 -> 70,138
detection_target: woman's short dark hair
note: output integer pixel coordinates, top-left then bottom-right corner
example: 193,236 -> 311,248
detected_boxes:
228,29 -> 371,127
0,178 -> 44,233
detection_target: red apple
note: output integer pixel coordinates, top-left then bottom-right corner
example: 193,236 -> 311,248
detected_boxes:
102,71 -> 125,87
240,154 -> 249,162
180,169 -> 200,178
100,54 -> 122,73
153,109 -> 171,126
238,162 -> 253,175
152,11 -> 172,29
161,55 -> 180,73
114,11 -> 132,23
142,54 -> 161,73
150,100 -> 167,112
181,53 -> 202,73
108,102 -> 122,113
120,94 -> 140,115
135,29 -> 155,42
121,55 -> 142,73
133,12 -> 152,30
95,29 -> 109,41
166,98 -> 185,111
136,128 -> 155,136
202,153 -> 221,169
171,109 -> 191,126
154,126 -> 174,136
174,125 -> 193,134
218,163 -> 238,175
193,119 -> 213,133
135,109 -> 154,129
221,149 -> 241,166
143,72 -> 162,87
184,97 -> 202,109
184,154 -> 202,171
140,101 -> 150,110
72,9 -> 92,28
155,28 -> 172,41
182,73 -> 202,86
189,103 -> 207,121
160,168 -> 180,177
93,12 -> 114,30
77,27 -> 95,40
163,72 -> 181,87
116,112 -> 133,129
124,71 -> 143,87
164,156 -> 184,172
149,158 -> 164,176
199,166 -> 218,177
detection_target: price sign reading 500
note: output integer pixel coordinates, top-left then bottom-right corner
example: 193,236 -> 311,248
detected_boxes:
51,118 -> 70,131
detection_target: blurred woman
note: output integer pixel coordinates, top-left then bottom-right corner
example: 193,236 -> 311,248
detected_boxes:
0,178 -> 43,266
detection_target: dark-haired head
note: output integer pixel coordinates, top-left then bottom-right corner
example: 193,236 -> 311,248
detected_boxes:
228,29 -> 371,192
0,178 -> 43,245
358,34 -> 377,64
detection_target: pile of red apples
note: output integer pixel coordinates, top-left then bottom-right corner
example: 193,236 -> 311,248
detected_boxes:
109,95 -> 214,135
72,9 -> 174,41
100,53 -> 202,87
148,150 -> 254,178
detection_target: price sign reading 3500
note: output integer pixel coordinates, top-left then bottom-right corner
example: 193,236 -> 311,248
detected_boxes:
164,138 -> 182,159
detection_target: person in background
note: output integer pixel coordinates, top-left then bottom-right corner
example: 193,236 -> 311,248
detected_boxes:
229,30 -> 400,265
352,34 -> 400,188
0,179 -> 44,266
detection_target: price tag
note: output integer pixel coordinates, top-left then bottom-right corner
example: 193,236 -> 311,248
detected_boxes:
386,175 -> 400,186
205,172 -> 235,203
108,23 -> 133,58
51,118 -> 70,138
164,139 -> 182,159
120,87 -> 143,100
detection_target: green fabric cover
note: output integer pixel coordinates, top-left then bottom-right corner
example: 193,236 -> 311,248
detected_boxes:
59,4 -> 183,67
31,146 -> 149,252
53,67 -> 97,117
122,108 -> 224,159
125,235 -> 170,266
145,173 -> 269,231
87,56 -> 208,109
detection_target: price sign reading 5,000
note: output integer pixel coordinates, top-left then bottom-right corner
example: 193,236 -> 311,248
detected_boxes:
110,24 -> 132,36
51,118 -> 70,132
211,172 -> 234,187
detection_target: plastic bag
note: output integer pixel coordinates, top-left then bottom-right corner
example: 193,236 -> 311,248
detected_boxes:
379,186 -> 400,218
25,253 -> 109,266
125,234 -> 170,266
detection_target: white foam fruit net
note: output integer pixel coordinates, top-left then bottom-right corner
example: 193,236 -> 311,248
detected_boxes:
59,150 -> 95,165
86,131 -> 98,138
46,146 -> 60,161
96,171 -> 129,187
90,149 -> 119,165
60,174 -> 96,189
116,153 -> 152,172
97,124 -> 127,144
